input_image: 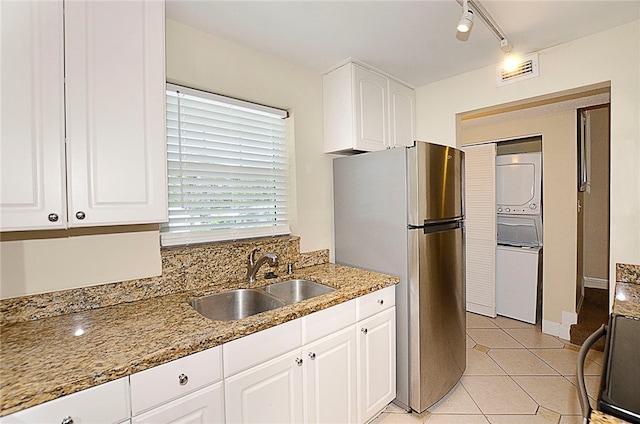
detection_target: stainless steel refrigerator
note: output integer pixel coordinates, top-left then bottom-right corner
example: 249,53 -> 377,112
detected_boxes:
334,141 -> 466,413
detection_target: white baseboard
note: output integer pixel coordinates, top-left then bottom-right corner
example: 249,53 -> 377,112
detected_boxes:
466,303 -> 496,318
542,311 -> 578,341
542,320 -> 560,337
584,277 -> 608,290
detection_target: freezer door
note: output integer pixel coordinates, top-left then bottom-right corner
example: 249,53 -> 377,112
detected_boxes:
408,142 -> 464,225
408,226 -> 466,412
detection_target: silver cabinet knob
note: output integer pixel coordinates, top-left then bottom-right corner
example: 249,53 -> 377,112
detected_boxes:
361,328 -> 368,334
295,358 -> 303,366
75,211 -> 86,220
308,352 -> 316,360
178,373 -> 189,386
377,299 -> 384,305
61,417 -> 74,424
48,213 -> 59,222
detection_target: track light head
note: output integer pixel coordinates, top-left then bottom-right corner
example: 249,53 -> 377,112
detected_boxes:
457,10 -> 474,33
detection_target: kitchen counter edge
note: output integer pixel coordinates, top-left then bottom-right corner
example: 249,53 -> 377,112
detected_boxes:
0,263 -> 399,417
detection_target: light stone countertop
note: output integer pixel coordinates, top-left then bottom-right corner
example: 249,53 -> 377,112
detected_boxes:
0,263 -> 398,417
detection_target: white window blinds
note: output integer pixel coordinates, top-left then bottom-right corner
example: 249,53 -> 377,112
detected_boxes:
161,83 -> 290,247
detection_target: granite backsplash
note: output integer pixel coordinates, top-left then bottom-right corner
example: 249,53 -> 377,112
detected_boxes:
0,236 -> 328,325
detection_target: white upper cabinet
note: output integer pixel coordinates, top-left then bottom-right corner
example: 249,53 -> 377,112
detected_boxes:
388,78 -> 415,148
0,0 -> 167,231
0,1 -> 66,230
323,61 -> 415,154
64,0 -> 167,227
353,65 -> 389,151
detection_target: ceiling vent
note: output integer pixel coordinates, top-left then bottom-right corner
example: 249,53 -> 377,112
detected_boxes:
496,53 -> 539,87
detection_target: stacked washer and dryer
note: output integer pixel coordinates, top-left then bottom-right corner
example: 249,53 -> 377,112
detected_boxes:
495,152 -> 543,324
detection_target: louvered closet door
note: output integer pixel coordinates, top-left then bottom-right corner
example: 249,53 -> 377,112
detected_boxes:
462,143 -> 496,317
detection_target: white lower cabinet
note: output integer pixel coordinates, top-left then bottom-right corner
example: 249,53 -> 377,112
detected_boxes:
0,377 -> 130,424
2,288 -> 396,424
129,346 -> 224,424
224,288 -> 395,424
224,350 -> 304,424
303,326 -> 357,424
357,307 -> 397,424
132,382 -> 224,424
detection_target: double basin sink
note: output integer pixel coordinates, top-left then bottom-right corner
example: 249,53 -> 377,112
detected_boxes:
190,279 -> 336,321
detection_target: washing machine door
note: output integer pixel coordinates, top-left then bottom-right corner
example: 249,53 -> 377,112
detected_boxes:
496,215 -> 543,247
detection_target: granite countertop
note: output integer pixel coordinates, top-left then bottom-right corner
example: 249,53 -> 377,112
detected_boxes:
0,263 -> 399,417
611,282 -> 640,319
589,263 -> 640,424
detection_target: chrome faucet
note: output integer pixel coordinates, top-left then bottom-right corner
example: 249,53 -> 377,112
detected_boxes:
246,249 -> 278,284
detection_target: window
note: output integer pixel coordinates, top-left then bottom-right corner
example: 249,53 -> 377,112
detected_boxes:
161,84 -> 289,246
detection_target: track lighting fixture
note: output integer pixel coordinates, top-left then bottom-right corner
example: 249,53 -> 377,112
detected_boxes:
500,38 -> 520,72
456,0 -> 527,74
457,0 -> 474,33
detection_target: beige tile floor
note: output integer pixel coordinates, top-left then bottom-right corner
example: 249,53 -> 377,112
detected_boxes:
370,312 -> 603,424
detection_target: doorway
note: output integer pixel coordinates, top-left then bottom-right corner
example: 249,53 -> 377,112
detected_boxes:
458,84 -> 612,339
572,104 -> 610,348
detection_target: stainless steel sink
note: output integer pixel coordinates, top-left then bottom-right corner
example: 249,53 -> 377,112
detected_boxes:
190,289 -> 285,321
263,279 -> 336,304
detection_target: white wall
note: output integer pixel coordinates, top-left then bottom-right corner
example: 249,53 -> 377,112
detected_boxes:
0,230 -> 161,298
166,20 -> 332,255
416,21 -> 640,317
0,20 -> 332,299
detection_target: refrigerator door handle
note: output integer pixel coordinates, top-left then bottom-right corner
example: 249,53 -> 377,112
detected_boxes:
409,221 -> 462,233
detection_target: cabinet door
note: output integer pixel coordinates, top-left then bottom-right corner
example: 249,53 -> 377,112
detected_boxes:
303,326 -> 357,424
357,307 -> 396,423
64,0 -> 167,227
388,79 -> 415,148
224,350 -> 303,424
353,65 -> 388,152
132,382 -> 224,424
0,0 -> 66,231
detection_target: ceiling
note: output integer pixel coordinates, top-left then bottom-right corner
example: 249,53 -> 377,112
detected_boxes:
165,1 -> 640,87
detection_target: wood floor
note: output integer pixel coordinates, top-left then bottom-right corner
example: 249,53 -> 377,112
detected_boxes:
570,288 -> 609,351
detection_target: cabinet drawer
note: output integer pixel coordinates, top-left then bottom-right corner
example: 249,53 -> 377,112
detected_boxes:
302,298 -> 356,344
223,318 -> 301,377
131,381 -> 224,424
130,346 -> 222,415
0,377 -> 129,424
356,286 -> 395,321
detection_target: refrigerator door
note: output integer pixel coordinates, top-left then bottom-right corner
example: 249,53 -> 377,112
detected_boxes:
408,224 -> 466,412
408,142 -> 464,226
333,147 -> 412,408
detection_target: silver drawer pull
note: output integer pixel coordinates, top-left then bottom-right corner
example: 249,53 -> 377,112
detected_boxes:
178,373 -> 189,386
295,358 -> 303,366
75,211 -> 86,220
308,352 -> 316,360
377,299 -> 384,305
48,213 -> 59,222
61,417 -> 74,424
361,328 -> 368,334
